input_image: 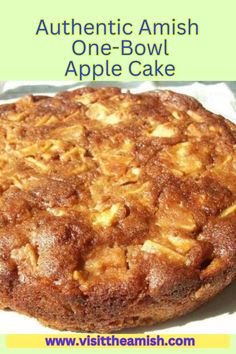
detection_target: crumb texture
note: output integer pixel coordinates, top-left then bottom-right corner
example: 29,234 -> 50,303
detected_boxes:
0,87 -> 236,332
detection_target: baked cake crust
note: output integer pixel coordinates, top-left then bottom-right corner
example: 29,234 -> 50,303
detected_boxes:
0,87 -> 235,332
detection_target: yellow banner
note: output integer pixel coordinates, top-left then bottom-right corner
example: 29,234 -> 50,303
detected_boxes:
6,334 -> 230,349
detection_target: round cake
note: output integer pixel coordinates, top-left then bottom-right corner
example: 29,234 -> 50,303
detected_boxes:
0,87 -> 235,333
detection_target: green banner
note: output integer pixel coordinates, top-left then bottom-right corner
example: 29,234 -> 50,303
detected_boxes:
0,0 -> 235,80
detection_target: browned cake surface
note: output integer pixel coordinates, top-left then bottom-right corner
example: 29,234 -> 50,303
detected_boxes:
0,87 -> 236,332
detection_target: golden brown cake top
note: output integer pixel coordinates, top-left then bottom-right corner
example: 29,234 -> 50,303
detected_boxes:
0,87 -> 236,295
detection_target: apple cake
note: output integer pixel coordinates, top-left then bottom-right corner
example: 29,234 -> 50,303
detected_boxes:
0,87 -> 235,333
